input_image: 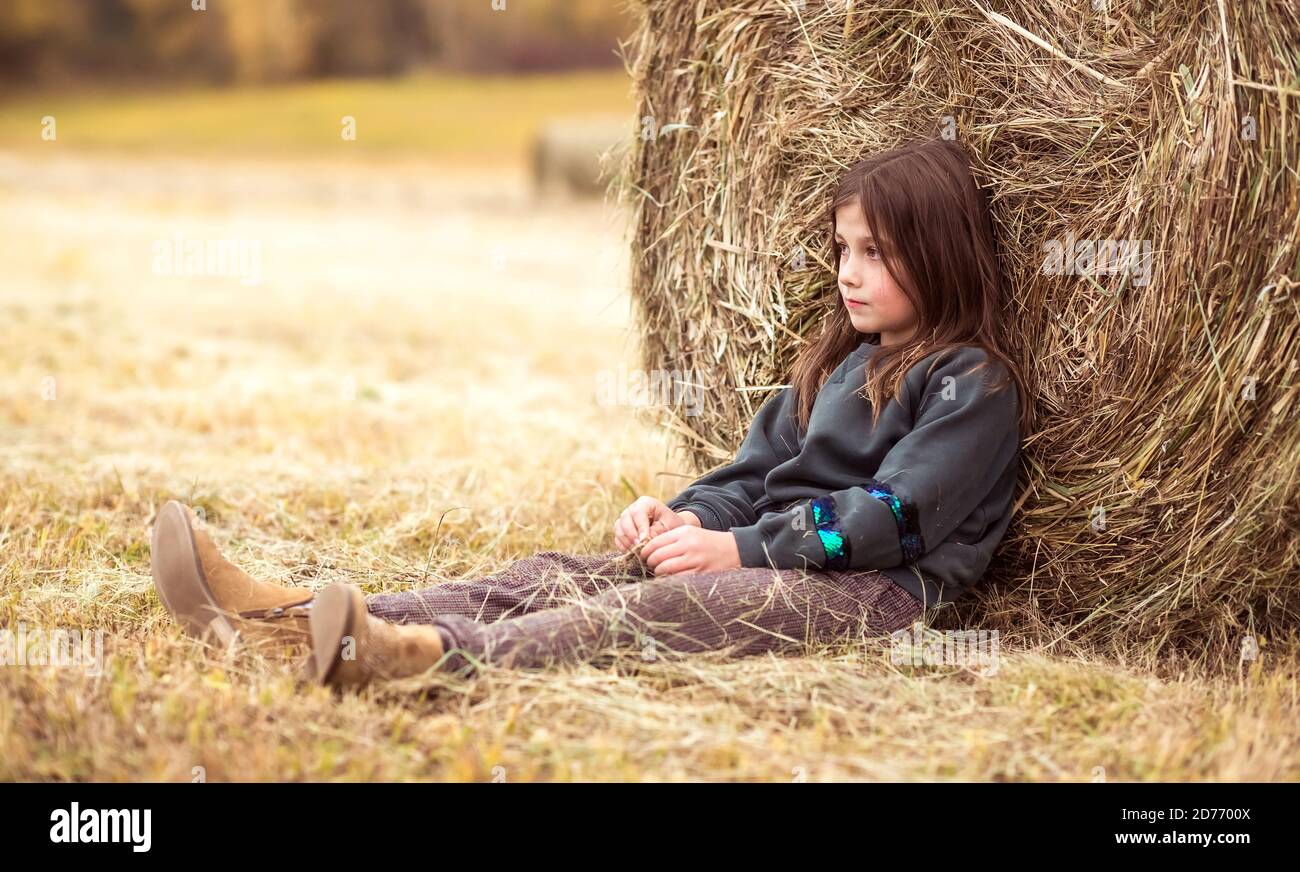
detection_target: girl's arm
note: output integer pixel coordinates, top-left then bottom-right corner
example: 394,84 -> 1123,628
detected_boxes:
729,351 -> 1020,571
666,386 -> 802,531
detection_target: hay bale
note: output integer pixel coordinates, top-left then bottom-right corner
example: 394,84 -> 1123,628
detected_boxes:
616,0 -> 1300,668
531,115 -> 632,199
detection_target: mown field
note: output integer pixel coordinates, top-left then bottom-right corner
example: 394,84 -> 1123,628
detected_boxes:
1,73 -> 1297,781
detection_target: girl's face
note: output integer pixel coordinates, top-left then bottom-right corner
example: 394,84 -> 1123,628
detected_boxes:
834,198 -> 919,346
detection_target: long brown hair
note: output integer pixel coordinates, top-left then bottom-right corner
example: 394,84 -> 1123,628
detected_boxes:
789,138 -> 1033,438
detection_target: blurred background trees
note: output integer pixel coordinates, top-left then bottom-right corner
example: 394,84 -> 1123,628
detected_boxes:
0,0 -> 635,86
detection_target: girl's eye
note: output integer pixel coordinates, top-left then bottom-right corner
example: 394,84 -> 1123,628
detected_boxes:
837,242 -> 880,259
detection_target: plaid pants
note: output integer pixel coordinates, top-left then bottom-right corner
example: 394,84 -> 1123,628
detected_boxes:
364,550 -> 924,675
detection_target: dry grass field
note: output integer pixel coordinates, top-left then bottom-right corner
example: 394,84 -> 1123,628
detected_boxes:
1,77 -> 1298,781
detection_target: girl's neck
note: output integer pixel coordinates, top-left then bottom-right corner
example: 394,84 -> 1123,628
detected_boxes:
879,324 -> 919,346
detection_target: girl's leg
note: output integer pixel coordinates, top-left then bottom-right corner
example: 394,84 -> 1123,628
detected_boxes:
428,565 -> 924,675
364,550 -> 651,626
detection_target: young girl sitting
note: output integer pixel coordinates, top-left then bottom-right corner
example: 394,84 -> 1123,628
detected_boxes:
149,137 -> 1030,688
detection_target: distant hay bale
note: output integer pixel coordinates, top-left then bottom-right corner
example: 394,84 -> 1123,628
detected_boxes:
530,115 -> 632,199
616,0 -> 1300,667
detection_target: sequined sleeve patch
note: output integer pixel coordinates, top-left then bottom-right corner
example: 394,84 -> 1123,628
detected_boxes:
863,478 -> 925,563
809,496 -> 850,570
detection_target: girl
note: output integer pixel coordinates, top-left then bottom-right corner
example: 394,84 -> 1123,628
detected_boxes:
150,137 -> 1030,688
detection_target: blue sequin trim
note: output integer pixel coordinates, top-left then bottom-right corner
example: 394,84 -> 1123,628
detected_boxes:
810,484 -> 926,569
863,478 -> 925,562
810,496 -> 850,570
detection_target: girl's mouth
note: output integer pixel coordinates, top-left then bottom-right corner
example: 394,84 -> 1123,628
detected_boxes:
845,298 -> 866,308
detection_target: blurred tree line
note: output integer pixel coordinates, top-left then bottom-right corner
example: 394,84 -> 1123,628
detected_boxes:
0,0 -> 634,85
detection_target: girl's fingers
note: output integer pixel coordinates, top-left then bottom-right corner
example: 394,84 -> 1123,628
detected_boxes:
639,529 -> 670,562
652,554 -> 693,577
615,516 -> 637,550
643,536 -> 684,570
632,507 -> 651,540
616,514 -> 642,548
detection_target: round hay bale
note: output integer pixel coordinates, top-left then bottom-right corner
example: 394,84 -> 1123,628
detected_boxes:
616,0 -> 1300,669
531,115 -> 633,200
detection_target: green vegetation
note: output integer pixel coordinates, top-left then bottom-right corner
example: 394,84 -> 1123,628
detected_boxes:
0,70 -> 633,161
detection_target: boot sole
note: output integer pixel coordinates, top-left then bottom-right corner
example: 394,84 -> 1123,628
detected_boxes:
311,583 -> 359,686
151,500 -> 239,645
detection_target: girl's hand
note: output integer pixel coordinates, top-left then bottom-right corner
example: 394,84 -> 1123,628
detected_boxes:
614,496 -> 688,551
639,525 -> 741,577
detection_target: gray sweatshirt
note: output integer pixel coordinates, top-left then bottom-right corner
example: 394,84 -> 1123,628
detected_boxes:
667,340 -> 1021,607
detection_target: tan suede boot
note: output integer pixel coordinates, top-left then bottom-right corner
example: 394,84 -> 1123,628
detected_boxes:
309,582 -> 446,689
151,500 -> 315,647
